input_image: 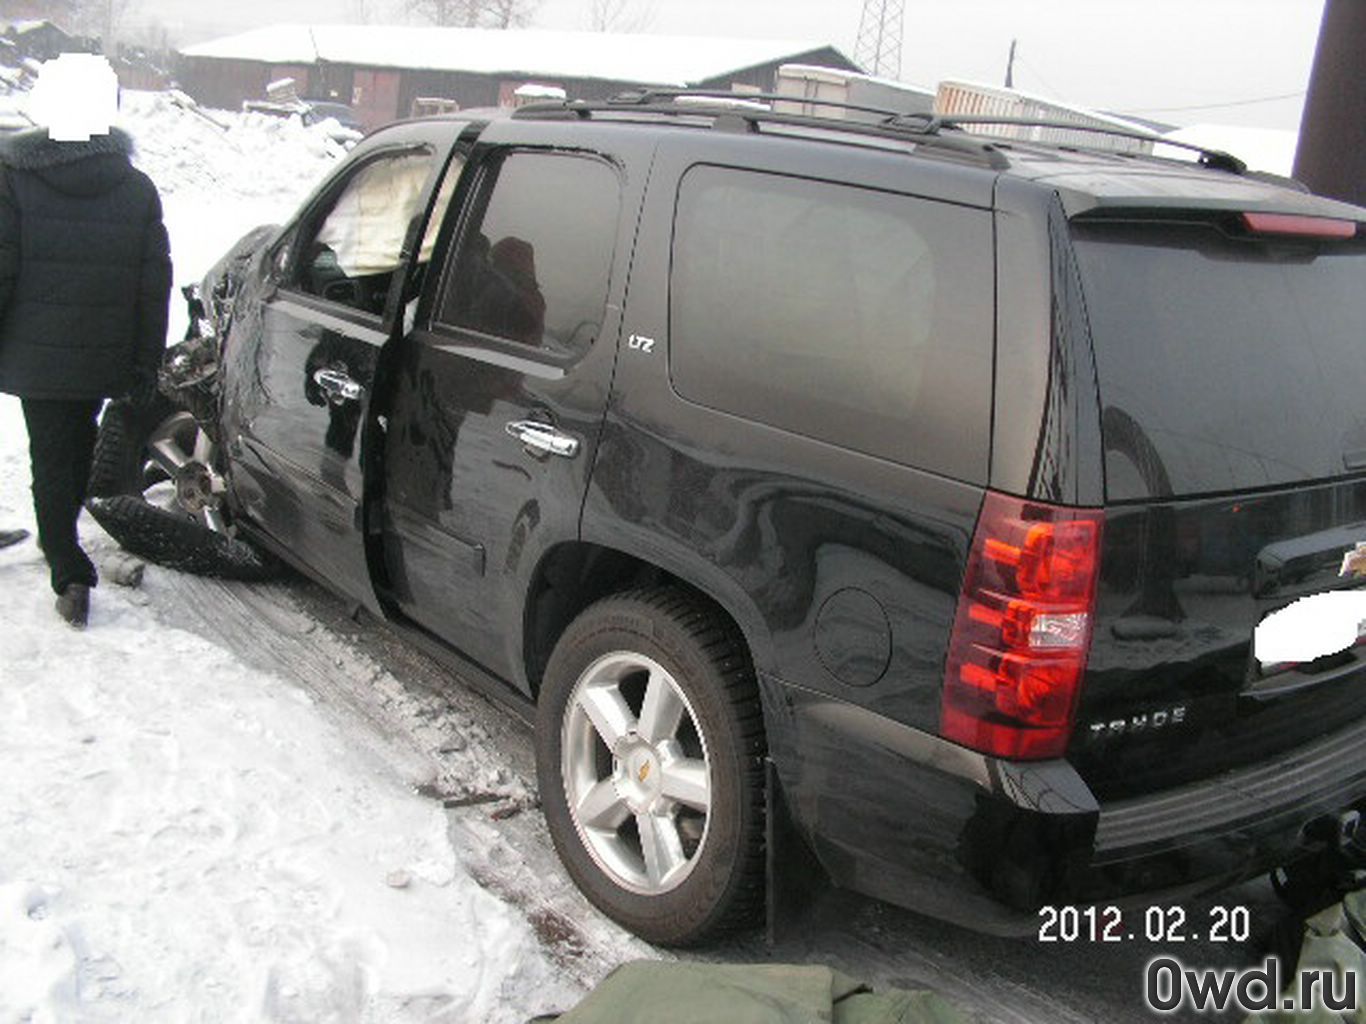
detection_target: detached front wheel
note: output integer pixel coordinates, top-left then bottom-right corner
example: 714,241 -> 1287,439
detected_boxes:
535,587 -> 766,946
85,395 -> 278,581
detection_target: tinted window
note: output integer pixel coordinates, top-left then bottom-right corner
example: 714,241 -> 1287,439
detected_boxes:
436,151 -> 620,359
1073,223 -> 1366,500
669,167 -> 993,479
297,149 -> 433,315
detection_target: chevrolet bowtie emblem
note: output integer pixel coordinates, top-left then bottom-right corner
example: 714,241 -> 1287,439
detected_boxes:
637,761 -> 651,783
1341,542 -> 1366,579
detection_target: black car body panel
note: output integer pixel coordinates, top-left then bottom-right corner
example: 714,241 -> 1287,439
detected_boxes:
221,120 -> 469,615
204,105 -> 1366,936
377,118 -> 658,690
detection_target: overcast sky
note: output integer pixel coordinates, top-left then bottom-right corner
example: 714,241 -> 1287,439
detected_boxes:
128,0 -> 1326,132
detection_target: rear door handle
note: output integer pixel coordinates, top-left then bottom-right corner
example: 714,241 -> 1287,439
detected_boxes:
312,367 -> 365,404
505,420 -> 580,458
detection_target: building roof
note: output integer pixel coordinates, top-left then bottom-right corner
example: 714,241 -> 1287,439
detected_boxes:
179,25 -> 850,87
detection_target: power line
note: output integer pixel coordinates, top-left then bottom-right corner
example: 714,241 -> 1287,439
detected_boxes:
1016,55 -> 1063,99
1120,90 -> 1306,114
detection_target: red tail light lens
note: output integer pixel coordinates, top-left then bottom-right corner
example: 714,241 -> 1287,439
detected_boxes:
941,491 -> 1104,760
1240,212 -> 1358,239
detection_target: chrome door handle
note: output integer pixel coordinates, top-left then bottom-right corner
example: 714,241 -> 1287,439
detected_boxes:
505,420 -> 580,458
312,367 -> 365,404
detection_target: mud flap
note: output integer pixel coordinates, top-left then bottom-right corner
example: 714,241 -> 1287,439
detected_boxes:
766,757 -> 836,946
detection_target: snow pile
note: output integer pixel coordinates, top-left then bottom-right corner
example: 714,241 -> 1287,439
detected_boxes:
0,392 -> 579,1021
120,89 -> 351,205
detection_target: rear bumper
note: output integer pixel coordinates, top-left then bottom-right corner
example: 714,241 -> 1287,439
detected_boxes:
1084,710 -> 1366,900
762,675 -> 1366,936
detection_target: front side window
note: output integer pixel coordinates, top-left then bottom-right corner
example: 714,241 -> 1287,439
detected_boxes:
669,166 -> 994,480
296,149 -> 434,315
435,151 -> 621,359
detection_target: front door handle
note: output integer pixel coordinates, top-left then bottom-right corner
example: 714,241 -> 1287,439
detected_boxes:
505,419 -> 580,458
313,367 -> 365,404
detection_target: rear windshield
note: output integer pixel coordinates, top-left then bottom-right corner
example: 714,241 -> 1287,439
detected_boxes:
1072,221 -> 1366,501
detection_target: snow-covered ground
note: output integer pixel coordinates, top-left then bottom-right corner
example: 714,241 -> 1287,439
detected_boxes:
0,90 -> 595,1024
0,483 -> 576,1020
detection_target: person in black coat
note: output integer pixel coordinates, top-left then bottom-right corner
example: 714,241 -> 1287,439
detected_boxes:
0,124 -> 171,626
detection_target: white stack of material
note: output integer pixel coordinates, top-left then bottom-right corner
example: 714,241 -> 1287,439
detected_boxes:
934,80 -> 1156,154
775,63 -> 935,122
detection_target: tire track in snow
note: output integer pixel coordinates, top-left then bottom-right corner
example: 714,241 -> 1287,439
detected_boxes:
143,560 -> 1284,1024
145,566 -> 657,1000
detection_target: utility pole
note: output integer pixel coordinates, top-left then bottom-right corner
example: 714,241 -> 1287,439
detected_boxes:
1004,38 -> 1017,89
1294,0 -> 1366,205
855,0 -> 906,79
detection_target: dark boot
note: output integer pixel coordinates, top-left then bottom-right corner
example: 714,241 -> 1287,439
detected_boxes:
0,528 -> 29,549
55,583 -> 90,629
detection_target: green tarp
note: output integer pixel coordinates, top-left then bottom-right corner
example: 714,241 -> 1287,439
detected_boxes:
535,963 -> 969,1024
1247,890 -> 1366,1024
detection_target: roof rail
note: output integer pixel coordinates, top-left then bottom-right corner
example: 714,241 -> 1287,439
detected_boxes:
899,113 -> 1247,174
513,90 -> 1012,170
606,87 -> 913,122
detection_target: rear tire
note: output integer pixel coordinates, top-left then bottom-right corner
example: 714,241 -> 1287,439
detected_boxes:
535,586 -> 765,946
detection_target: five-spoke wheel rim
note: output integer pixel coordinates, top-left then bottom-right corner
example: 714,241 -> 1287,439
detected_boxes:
561,651 -> 712,896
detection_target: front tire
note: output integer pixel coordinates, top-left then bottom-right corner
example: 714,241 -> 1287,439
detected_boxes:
85,395 -> 280,581
535,587 -> 766,946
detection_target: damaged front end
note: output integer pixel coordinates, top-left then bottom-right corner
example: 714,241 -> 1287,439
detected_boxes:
84,226 -> 284,581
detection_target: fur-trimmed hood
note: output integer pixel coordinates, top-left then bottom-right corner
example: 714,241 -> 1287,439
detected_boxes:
0,127 -> 137,197
0,126 -> 134,170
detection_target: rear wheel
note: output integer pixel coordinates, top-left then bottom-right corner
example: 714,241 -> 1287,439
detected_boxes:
535,587 -> 765,946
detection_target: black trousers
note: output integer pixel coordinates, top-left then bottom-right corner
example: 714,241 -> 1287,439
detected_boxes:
21,398 -> 101,594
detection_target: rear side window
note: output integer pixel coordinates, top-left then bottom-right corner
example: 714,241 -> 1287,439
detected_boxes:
436,151 -> 620,360
669,166 -> 993,480
1074,222 -> 1366,500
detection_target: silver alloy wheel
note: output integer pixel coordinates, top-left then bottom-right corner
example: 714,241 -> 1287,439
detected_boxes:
145,411 -> 229,534
561,651 -> 713,896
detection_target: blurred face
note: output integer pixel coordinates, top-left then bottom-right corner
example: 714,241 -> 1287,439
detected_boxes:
29,54 -> 119,142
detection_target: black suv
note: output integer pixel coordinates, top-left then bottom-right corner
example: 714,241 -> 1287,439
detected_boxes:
130,95 -> 1366,945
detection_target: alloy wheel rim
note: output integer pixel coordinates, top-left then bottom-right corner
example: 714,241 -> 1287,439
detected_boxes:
561,651 -> 713,896
146,412 -> 228,534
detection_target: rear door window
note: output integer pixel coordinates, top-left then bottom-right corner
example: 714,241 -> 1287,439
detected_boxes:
435,150 -> 621,361
1073,222 -> 1366,500
668,166 -> 994,481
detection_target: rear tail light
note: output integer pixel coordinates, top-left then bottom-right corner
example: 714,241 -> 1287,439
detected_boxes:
941,491 -> 1104,760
